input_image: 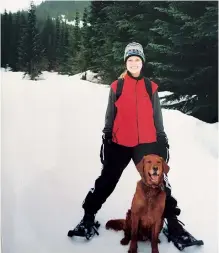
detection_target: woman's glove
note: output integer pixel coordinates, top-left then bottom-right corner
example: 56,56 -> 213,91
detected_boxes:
100,132 -> 112,165
157,135 -> 169,149
102,132 -> 112,145
157,135 -> 170,163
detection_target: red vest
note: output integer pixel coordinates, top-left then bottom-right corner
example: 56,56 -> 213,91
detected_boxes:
111,74 -> 158,147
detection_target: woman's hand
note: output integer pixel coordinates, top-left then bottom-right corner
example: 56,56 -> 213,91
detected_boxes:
102,132 -> 112,145
157,136 -> 170,163
157,135 -> 169,149
100,133 -> 112,165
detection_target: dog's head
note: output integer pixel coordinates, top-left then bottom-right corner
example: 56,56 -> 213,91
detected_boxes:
136,154 -> 169,186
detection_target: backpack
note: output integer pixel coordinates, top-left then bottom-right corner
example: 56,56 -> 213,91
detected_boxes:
116,77 -> 153,102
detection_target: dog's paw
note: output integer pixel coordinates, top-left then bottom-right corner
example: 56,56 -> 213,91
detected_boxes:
128,249 -> 137,253
128,245 -> 138,253
152,250 -> 159,253
120,237 -> 130,245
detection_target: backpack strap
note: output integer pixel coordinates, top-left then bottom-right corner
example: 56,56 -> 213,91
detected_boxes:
144,77 -> 153,102
116,78 -> 124,101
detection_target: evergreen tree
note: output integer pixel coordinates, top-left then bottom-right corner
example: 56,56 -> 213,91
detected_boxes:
10,11 -> 23,71
54,16 -> 62,71
7,12 -> 15,69
17,13 -> 28,71
147,1 -> 218,123
66,11 -> 82,75
72,11 -> 81,54
1,10 -> 8,68
70,11 -> 82,74
74,7 -> 92,76
41,15 -> 56,71
1,10 -> 13,69
58,21 -> 71,74
85,0 -> 124,81
22,1 -> 45,80
87,0 -> 109,74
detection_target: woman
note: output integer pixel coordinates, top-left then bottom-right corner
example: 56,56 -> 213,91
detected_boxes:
70,42 -> 190,243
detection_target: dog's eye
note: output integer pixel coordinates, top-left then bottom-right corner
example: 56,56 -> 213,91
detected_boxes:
157,161 -> 161,164
146,160 -> 152,164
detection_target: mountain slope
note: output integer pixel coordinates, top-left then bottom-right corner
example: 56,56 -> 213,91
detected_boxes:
35,1 -> 91,20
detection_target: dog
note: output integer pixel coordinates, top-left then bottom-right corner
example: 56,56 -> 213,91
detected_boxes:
106,154 -> 170,253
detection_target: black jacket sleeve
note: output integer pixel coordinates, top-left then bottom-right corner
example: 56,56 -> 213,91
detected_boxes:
102,87 -> 116,134
152,91 -> 169,144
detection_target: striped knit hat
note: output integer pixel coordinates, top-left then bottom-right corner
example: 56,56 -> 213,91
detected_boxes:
124,42 -> 145,63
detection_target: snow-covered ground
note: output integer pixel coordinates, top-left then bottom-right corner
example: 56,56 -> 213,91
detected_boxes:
1,69 -> 218,253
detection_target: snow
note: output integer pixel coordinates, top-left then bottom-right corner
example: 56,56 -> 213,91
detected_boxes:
1,69 -> 218,253
80,70 -> 103,84
52,15 -> 90,28
0,0 -> 43,13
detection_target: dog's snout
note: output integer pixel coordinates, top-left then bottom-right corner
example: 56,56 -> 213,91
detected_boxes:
153,166 -> 158,172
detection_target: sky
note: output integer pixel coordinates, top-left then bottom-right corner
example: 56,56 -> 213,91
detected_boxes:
1,69 -> 218,253
0,0 -> 43,13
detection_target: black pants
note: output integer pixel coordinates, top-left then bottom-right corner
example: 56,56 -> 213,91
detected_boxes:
82,142 -> 178,216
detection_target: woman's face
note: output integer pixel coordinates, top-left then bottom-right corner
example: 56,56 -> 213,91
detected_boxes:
126,56 -> 143,75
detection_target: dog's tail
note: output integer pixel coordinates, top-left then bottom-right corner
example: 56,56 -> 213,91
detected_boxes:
105,219 -> 125,231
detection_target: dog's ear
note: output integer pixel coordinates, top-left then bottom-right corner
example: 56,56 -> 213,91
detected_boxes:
136,157 -> 144,174
136,155 -> 148,177
162,159 -> 170,174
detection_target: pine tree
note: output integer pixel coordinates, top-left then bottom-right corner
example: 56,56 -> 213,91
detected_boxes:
41,15 -> 56,71
54,16 -> 62,71
1,10 -> 14,69
10,11 -> 23,71
1,10 -> 8,68
85,0 -> 124,82
17,13 -> 28,71
147,2 -> 218,123
87,0 -> 109,74
75,7 -> 92,77
186,2 -> 218,122
58,21 -> 71,74
7,12 -> 16,69
72,11 -> 81,54
22,1 -> 45,80
71,11 -> 82,74
66,11 -> 82,75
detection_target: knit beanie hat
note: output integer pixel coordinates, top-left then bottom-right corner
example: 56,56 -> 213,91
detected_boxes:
124,42 -> 145,63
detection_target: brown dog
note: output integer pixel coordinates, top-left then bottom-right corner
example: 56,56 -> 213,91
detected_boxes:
106,154 -> 170,253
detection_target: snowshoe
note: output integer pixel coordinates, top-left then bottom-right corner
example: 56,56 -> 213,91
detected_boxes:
163,223 -> 204,251
68,220 -> 100,240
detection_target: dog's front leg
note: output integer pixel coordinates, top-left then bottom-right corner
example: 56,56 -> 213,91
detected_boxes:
121,209 -> 131,245
151,219 -> 162,253
128,212 -> 139,253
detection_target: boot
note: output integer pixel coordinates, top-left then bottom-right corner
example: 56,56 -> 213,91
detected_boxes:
68,213 -> 98,238
164,195 -> 191,244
